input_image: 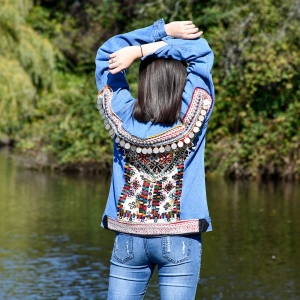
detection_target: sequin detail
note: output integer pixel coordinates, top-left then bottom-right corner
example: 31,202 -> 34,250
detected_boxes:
97,85 -> 213,153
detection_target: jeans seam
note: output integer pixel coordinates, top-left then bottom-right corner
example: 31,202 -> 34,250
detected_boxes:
142,238 -> 153,300
143,237 -> 151,261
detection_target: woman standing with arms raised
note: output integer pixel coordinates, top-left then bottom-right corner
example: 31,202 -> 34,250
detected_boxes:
95,19 -> 214,300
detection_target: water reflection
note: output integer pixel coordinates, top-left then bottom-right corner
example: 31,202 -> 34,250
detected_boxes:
0,150 -> 299,299
199,179 -> 300,299
0,150 -> 112,299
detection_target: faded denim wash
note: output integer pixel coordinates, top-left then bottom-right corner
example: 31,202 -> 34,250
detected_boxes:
108,233 -> 202,300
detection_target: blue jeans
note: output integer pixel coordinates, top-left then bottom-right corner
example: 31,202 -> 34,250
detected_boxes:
107,233 -> 202,300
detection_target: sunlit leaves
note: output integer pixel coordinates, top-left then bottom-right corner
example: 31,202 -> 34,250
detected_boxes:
0,0 -> 55,138
1,0 -> 299,177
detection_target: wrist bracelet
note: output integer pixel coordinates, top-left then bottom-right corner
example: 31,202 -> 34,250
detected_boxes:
139,45 -> 144,58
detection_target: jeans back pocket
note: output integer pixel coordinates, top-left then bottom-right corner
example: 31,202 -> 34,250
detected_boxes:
162,236 -> 191,264
113,234 -> 134,263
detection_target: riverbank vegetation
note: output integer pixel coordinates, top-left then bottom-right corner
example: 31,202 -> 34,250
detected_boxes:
1,0 -> 299,178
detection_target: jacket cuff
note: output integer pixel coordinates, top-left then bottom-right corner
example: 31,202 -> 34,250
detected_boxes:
153,18 -> 167,41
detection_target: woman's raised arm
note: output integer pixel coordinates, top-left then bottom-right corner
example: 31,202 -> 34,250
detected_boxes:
95,20 -> 202,89
108,22 -> 202,74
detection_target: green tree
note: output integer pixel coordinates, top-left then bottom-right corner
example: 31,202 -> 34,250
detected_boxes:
0,0 -> 299,178
201,0 -> 300,178
0,0 -> 55,140
0,0 -> 111,169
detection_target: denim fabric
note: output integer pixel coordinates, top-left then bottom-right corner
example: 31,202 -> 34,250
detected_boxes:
107,233 -> 202,300
95,19 -> 214,232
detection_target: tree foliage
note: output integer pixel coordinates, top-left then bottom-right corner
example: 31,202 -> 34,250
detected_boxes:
0,0 -> 299,178
202,0 -> 300,178
0,0 -> 55,138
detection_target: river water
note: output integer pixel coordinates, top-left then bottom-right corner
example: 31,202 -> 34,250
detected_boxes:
0,149 -> 299,299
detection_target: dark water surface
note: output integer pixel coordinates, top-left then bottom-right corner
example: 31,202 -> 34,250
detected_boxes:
0,150 -> 299,299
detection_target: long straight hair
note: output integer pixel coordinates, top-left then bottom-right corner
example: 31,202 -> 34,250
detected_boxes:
133,57 -> 187,124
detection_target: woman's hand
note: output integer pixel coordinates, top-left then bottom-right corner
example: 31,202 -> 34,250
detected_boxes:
108,46 -> 141,74
165,21 -> 202,39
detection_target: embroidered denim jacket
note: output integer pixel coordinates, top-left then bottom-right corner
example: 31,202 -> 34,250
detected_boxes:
95,19 -> 214,236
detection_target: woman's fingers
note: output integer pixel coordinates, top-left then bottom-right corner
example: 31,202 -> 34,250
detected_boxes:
108,57 -> 127,74
109,52 -> 117,58
109,54 -> 117,62
109,62 -> 121,74
165,21 -> 203,39
184,23 -> 196,29
108,46 -> 138,73
180,22 -> 203,39
185,28 -> 199,36
108,55 -> 118,74
183,31 -> 203,39
109,61 -> 118,70
183,24 -> 199,33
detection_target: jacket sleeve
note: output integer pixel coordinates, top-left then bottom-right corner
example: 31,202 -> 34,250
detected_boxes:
95,19 -> 167,92
147,37 -> 214,120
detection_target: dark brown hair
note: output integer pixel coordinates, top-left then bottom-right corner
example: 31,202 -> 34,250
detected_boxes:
133,57 -> 187,124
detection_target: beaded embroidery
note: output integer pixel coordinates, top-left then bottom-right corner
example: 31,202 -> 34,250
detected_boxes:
97,85 -> 213,225
97,86 -> 213,152
117,160 -> 184,223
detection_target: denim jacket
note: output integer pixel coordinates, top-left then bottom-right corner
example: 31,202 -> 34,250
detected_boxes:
95,19 -> 214,236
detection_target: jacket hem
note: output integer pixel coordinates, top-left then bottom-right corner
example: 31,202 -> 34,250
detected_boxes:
102,215 -> 209,236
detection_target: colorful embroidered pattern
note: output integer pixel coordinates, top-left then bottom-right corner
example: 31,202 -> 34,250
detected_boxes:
97,86 -> 213,230
117,160 -> 184,223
